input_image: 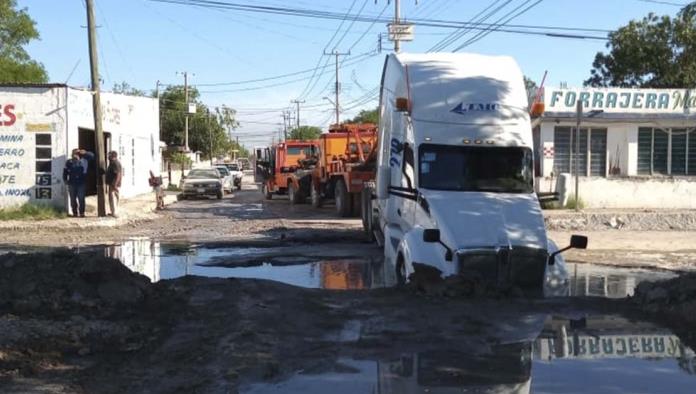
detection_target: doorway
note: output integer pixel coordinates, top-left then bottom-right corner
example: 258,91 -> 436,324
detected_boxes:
78,128 -> 111,196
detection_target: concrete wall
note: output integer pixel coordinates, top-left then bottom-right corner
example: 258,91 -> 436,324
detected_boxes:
67,88 -> 160,199
536,175 -> 696,208
0,86 -> 68,209
0,86 -> 160,210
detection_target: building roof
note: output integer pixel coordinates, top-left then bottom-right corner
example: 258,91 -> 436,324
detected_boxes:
0,83 -> 68,89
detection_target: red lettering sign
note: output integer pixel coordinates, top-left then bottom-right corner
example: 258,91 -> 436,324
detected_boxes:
0,104 -> 16,126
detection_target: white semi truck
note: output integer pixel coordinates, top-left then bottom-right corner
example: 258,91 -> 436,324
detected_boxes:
362,53 -> 585,290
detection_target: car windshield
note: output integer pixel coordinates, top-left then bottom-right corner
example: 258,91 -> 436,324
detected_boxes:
215,167 -> 230,176
419,144 -> 533,193
187,169 -> 220,179
227,164 -> 239,171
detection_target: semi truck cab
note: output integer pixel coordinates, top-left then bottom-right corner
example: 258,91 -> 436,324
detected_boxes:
368,53 -> 584,290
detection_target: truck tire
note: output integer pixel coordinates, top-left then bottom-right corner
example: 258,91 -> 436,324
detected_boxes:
350,193 -> 361,217
216,191 -> 223,200
334,179 -> 351,217
361,188 -> 375,241
396,255 -> 407,287
262,184 -> 273,200
288,183 -> 304,204
311,185 -> 322,208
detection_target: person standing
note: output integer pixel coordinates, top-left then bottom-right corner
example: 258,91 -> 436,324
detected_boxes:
149,170 -> 164,210
105,151 -> 122,217
62,148 -> 94,217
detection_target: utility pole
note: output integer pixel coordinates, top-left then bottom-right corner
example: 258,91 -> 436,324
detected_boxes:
156,80 -> 162,138
291,99 -> 305,129
281,112 -> 288,140
575,101 -> 582,212
324,50 -> 350,125
207,109 -> 213,166
177,71 -> 192,151
394,0 -> 401,53
85,0 -> 107,217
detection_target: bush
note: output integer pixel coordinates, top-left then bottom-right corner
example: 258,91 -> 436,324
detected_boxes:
564,195 -> 586,210
0,203 -> 65,220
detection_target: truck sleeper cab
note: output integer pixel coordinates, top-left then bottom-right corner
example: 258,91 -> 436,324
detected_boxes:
367,53 -> 583,291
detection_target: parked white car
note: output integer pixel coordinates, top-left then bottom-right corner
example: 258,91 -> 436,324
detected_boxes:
213,165 -> 235,193
181,168 -> 223,200
224,163 -> 243,190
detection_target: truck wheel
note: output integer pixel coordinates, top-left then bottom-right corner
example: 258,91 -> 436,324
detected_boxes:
236,183 -> 242,190
311,185 -> 322,208
288,183 -> 303,205
361,188 -> 374,241
334,179 -> 351,217
217,191 -> 223,200
262,184 -> 273,200
350,193 -> 361,217
396,255 -> 407,287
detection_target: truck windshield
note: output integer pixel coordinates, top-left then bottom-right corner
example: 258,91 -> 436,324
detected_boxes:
419,144 -> 533,193
287,146 -> 312,156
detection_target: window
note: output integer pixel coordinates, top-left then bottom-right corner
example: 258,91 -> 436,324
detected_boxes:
553,127 -> 607,176
637,127 -> 695,175
418,144 -> 533,193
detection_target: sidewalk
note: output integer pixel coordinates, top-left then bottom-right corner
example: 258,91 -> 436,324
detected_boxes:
0,191 -> 179,231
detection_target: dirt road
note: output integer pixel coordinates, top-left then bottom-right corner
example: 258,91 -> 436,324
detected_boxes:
2,178 -> 696,393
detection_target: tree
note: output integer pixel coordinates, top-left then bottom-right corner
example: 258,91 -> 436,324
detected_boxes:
348,108 -> 378,124
112,81 -> 147,96
0,0 -> 48,83
159,85 -> 242,160
585,3 -> 696,88
288,125 -> 322,141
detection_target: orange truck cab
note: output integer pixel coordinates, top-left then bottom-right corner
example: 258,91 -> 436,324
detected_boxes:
307,123 -> 378,217
255,140 -> 318,199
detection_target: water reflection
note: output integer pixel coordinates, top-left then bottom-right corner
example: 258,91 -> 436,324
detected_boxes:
243,315 -> 696,394
566,263 -> 676,298
104,238 -> 386,289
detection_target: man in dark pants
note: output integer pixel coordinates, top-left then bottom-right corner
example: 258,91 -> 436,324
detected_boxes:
106,151 -> 122,217
63,149 -> 94,217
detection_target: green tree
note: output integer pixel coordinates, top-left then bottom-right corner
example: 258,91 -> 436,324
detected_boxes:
524,76 -> 539,108
288,125 -> 322,140
585,3 -> 696,88
112,81 -> 147,96
159,85 -> 242,160
348,108 -> 378,124
0,0 -> 48,83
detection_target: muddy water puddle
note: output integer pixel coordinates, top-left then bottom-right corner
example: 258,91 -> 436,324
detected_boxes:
243,314 -> 696,394
100,238 -> 387,289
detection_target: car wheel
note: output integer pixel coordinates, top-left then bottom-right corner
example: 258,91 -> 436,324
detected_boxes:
334,179 -> 351,217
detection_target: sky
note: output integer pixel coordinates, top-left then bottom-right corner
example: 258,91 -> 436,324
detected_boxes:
17,0 -> 689,148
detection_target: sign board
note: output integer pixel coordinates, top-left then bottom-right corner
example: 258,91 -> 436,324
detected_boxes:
545,88 -> 696,114
187,103 -> 197,114
387,23 -> 414,41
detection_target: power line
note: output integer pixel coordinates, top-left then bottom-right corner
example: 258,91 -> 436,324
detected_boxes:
453,0 -> 545,51
429,0 -> 510,52
636,0 -> 688,5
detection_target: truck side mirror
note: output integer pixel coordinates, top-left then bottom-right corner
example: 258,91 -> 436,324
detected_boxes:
423,229 -> 440,243
570,235 -> 588,249
423,229 -> 453,262
548,234 -> 588,265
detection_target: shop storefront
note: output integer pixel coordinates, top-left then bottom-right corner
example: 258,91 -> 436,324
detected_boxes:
0,84 -> 160,210
536,87 -> 696,208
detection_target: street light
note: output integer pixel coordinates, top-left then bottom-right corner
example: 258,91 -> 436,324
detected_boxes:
574,104 -> 604,212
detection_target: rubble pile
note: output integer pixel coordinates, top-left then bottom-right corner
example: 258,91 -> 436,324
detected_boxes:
632,273 -> 696,327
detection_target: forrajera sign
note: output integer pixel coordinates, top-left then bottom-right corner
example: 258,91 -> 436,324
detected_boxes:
545,88 -> 696,114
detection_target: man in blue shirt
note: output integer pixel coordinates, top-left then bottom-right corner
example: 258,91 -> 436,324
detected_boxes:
62,149 -> 94,217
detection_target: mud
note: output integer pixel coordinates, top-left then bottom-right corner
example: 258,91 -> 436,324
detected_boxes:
1,251 -> 696,393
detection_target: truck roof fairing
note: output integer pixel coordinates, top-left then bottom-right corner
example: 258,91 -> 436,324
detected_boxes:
386,53 -> 532,147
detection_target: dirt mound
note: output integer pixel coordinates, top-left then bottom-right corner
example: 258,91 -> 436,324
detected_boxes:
0,250 -> 153,318
632,273 -> 696,329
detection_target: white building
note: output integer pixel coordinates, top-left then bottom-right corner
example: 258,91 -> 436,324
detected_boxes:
0,84 -> 160,210
535,87 -> 696,208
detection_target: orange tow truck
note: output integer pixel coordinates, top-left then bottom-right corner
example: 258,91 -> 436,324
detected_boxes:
306,123 -> 378,217
255,140 -> 318,200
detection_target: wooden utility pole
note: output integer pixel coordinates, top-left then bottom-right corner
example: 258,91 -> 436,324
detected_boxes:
177,71 -> 191,151
394,0 -> 401,53
85,0 -> 107,217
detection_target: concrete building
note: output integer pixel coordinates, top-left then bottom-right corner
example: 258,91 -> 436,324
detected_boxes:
0,84 -> 160,210
535,87 -> 696,208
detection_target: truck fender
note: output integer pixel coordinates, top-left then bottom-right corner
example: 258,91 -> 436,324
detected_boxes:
398,227 -> 453,280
